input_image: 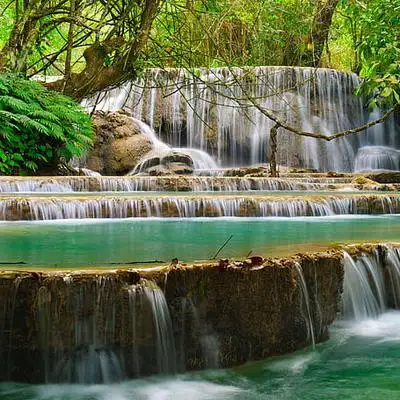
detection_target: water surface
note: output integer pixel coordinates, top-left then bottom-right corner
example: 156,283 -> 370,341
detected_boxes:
1,311 -> 400,399
0,215 -> 399,267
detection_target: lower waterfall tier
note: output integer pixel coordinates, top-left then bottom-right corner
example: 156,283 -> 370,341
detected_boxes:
0,193 -> 399,220
0,243 -> 399,383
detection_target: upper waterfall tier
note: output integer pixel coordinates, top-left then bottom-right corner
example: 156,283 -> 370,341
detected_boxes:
84,67 -> 400,172
0,175 -> 360,193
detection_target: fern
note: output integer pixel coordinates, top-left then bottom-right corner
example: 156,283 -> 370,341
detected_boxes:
0,74 -> 93,175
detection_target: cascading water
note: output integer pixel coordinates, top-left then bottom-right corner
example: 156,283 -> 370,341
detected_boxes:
294,263 -> 315,348
342,247 -> 400,321
0,176 -> 354,193
31,276 -> 177,384
384,246 -> 400,308
84,67 -> 400,172
180,298 -> 220,370
354,146 -> 400,171
36,276 -> 125,384
130,117 -> 218,173
143,281 -> 177,374
343,251 -> 387,320
0,194 -> 398,220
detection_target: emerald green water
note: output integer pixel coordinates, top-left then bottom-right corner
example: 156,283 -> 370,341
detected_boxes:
1,311 -> 400,399
0,216 -> 399,267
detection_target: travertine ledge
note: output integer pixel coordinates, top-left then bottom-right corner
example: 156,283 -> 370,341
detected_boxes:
0,243 -> 398,382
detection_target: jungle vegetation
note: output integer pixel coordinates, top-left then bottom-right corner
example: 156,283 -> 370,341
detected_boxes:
0,0 -> 398,173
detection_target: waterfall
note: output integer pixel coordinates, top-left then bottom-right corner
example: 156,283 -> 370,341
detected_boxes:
143,281 -> 177,374
32,276 -> 177,384
127,280 -> 177,376
35,276 -> 125,384
294,263 -> 316,348
1,194 -> 398,220
84,67 -> 400,172
0,176 -> 351,193
384,246 -> 400,308
130,117 -> 218,172
354,146 -> 400,171
182,298 -> 220,369
343,251 -> 387,320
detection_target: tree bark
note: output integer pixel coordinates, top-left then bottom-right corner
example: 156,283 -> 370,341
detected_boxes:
269,124 -> 279,177
46,0 -> 162,101
303,0 -> 339,67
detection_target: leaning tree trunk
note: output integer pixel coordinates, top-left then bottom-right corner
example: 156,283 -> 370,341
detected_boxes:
303,0 -> 339,67
46,0 -> 162,101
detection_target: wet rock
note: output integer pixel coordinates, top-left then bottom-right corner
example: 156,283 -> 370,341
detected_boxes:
365,172 -> 400,184
217,259 -> 230,268
147,165 -> 172,176
167,163 -> 194,175
134,150 -> 195,176
327,171 -> 345,177
85,111 -> 153,175
138,157 -> 162,171
224,166 -> 269,177
351,176 -> 380,190
247,256 -> 265,266
163,153 -> 194,167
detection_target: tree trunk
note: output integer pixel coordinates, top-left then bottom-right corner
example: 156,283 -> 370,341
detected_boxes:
0,18 -> 39,73
269,124 -> 279,177
46,0 -> 162,101
302,0 -> 339,67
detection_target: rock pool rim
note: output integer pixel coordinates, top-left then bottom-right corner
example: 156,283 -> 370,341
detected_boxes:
0,242 -> 399,384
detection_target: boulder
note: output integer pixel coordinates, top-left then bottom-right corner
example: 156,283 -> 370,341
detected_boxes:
132,150 -> 195,176
224,166 -> 269,177
163,153 -> 194,167
147,165 -> 171,176
85,111 -> 153,175
168,162 -> 194,175
351,176 -> 380,190
365,172 -> 400,184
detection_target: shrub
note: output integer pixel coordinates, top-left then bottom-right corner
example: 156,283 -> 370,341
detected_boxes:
0,74 -> 93,174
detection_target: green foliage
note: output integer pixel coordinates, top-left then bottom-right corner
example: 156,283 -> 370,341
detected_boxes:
0,74 -> 93,175
150,0 -> 315,68
338,0 -> 400,109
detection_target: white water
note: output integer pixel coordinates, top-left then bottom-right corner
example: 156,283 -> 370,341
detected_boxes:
143,284 -> 177,374
32,277 -> 177,384
130,117 -> 218,172
354,146 -> 400,171
343,251 -> 386,320
384,246 -> 400,308
84,67 -> 400,172
0,176 -> 350,193
294,263 -> 316,348
343,247 -> 400,321
1,195 -> 398,220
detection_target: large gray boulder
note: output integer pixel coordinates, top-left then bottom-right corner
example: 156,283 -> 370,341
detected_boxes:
85,111 -> 153,175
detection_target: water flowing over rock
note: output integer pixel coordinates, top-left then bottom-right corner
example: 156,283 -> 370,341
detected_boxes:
0,194 -> 398,220
81,111 -> 153,175
84,67 -> 400,172
0,176 -> 361,193
343,246 -> 400,320
295,263 -> 316,348
1,244 -> 400,383
0,272 -> 177,383
129,117 -> 218,174
354,146 -> 400,172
